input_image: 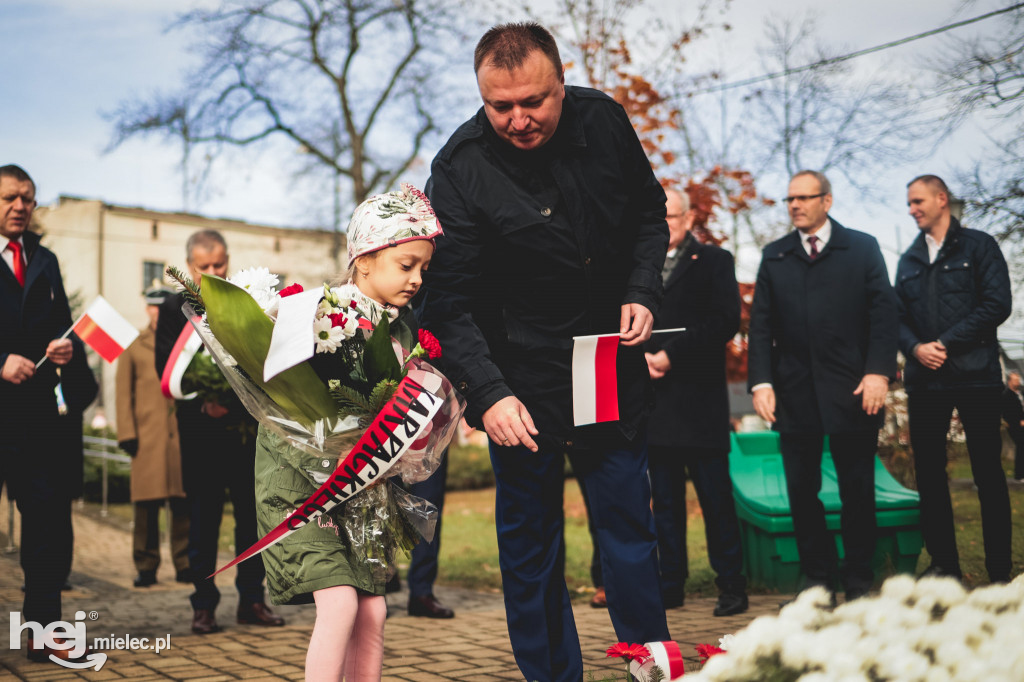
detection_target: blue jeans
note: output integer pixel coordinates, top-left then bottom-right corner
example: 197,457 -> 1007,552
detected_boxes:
490,438 -> 669,682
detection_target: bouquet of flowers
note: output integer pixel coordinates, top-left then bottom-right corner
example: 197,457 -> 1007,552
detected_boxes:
688,575 -> 1024,682
167,264 -> 465,581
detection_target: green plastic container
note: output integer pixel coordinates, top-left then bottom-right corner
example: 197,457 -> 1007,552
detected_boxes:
729,431 -> 922,592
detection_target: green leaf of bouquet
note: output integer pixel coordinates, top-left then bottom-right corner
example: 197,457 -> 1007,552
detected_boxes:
363,314 -> 403,385
200,275 -> 337,426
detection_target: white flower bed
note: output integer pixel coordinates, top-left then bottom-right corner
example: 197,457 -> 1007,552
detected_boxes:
691,575 -> 1024,682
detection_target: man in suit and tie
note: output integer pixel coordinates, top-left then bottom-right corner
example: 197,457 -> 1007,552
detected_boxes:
748,170 -> 898,601
645,188 -> 747,616
0,164 -> 91,663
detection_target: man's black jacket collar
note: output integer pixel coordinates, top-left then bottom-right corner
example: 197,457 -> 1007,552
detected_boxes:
903,216 -> 964,267
764,216 -> 851,264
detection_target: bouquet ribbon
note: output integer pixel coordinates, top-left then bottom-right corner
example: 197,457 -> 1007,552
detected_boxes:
209,373 -> 443,577
160,320 -> 202,400
629,641 -> 685,681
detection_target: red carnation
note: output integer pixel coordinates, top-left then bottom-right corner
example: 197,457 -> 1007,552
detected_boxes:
280,283 -> 304,297
605,642 -> 651,663
696,643 -> 725,663
329,312 -> 350,328
418,329 -> 442,359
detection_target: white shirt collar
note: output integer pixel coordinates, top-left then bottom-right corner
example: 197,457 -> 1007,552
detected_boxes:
924,232 -> 944,264
799,219 -> 831,255
1,234 -> 23,251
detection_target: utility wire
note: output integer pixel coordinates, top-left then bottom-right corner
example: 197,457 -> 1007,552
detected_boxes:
685,2 -> 1024,96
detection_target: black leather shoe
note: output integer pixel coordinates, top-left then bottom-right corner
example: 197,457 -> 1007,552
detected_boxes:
714,591 -> 748,617
191,609 -> 221,635
133,571 -> 157,588
237,602 -> 285,626
408,594 -> 455,619
26,637 -> 92,663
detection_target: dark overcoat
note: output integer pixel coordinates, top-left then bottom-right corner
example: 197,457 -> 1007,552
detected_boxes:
646,239 -> 740,450
747,219 -> 898,434
0,231 -> 95,496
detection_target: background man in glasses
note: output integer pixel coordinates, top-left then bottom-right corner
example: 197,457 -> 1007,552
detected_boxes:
748,170 -> 897,602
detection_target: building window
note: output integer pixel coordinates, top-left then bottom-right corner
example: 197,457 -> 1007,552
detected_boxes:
143,261 -> 165,290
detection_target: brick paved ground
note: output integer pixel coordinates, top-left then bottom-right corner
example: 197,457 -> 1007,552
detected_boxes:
0,499 -> 785,681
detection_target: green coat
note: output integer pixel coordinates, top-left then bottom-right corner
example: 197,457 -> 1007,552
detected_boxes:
255,308 -> 417,605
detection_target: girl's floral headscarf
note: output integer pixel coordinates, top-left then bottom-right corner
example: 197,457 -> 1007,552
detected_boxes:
346,183 -> 443,266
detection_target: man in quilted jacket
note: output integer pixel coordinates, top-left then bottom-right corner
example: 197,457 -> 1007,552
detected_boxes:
894,174 -> 1012,583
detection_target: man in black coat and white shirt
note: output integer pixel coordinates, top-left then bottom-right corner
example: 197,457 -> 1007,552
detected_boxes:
645,188 -> 747,616
748,170 -> 898,601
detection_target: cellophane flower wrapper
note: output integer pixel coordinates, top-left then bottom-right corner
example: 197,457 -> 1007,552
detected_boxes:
181,276 -> 465,572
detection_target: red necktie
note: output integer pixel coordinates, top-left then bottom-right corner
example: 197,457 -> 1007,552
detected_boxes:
6,240 -> 25,286
807,235 -> 820,259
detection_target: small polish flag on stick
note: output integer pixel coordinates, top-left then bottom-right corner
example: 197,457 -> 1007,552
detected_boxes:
571,327 -> 686,427
572,333 -> 620,426
68,296 -> 139,363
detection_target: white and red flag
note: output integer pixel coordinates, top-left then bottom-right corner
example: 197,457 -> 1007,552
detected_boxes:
71,296 -> 139,363
571,333 -> 620,426
160,321 -> 203,400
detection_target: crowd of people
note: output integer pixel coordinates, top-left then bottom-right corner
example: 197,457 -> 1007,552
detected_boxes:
1,19 -> 1019,682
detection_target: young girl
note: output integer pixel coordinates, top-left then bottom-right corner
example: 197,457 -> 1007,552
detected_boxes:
253,184 -> 442,682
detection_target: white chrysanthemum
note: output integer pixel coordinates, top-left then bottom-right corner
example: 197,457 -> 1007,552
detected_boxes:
229,267 -> 280,310
313,315 -> 343,353
872,643 -> 931,681
966,580 -> 1024,612
912,577 -> 967,611
880,574 -> 916,603
923,665 -> 953,682
717,634 -> 735,651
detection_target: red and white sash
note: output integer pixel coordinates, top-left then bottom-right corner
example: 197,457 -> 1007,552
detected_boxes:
160,321 -> 202,400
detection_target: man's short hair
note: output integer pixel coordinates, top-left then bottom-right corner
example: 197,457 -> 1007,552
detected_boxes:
0,164 -> 35,193
474,22 -> 563,76
185,229 -> 228,262
908,174 -> 953,200
791,170 -> 831,196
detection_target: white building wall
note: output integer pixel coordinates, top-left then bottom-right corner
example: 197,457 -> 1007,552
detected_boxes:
33,197 -> 343,431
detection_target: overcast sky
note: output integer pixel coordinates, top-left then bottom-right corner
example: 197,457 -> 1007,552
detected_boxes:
2,0 -> 1013,290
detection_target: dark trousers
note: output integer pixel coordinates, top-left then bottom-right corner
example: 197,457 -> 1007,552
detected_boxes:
489,438 -> 669,682
576,477 -> 603,588
648,446 -> 746,599
407,450 -> 448,599
908,387 -> 1011,581
779,431 -> 877,593
133,497 -> 190,574
1,442 -> 73,626
178,415 -> 265,611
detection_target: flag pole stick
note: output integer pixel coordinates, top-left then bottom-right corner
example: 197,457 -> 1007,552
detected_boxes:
35,314 -> 85,369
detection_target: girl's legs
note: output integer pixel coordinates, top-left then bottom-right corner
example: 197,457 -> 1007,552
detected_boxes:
343,595 -> 386,681
307,586 -> 358,682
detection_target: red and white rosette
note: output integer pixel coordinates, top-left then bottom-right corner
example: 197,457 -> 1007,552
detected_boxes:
629,641 -> 686,682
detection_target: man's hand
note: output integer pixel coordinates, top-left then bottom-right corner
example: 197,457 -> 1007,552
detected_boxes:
202,401 -> 229,418
45,338 -> 73,366
619,303 -> 654,346
482,396 -> 539,452
645,350 -> 671,380
1,354 -> 35,384
752,386 -> 776,423
853,373 -> 889,415
914,341 -> 947,370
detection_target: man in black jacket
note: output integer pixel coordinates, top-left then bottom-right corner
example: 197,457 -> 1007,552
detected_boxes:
0,164 -> 95,664
420,22 -> 670,682
748,170 -> 897,602
895,174 -> 1012,583
645,188 -> 747,616
155,230 -> 283,634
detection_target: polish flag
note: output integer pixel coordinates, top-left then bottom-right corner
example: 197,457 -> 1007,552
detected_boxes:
72,296 -> 139,363
571,333 -> 619,426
